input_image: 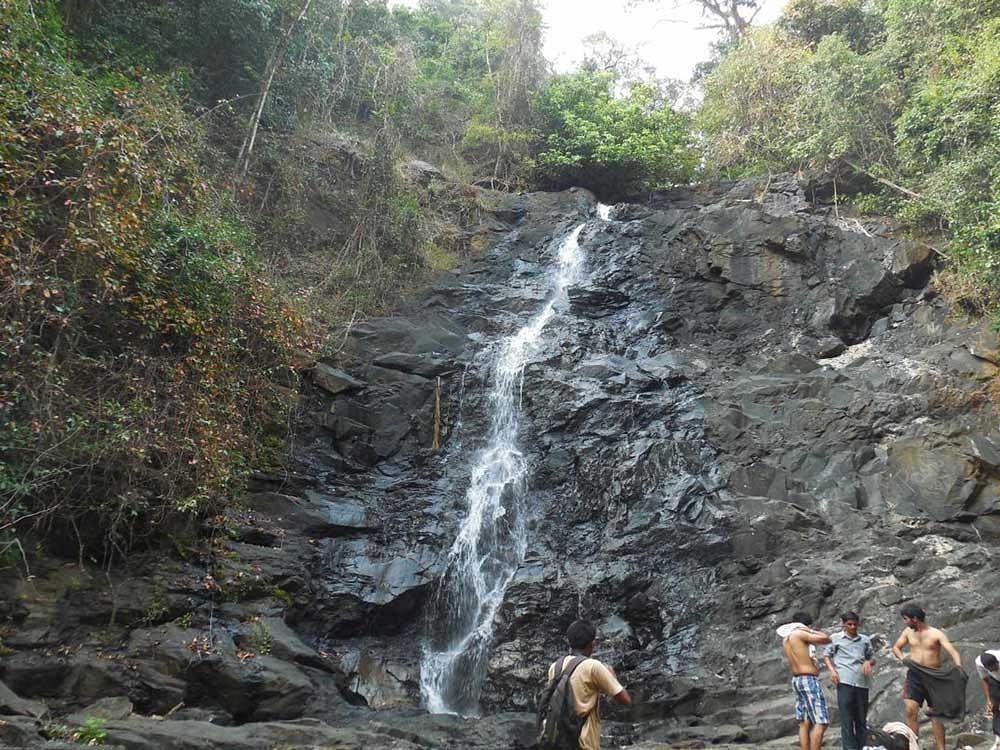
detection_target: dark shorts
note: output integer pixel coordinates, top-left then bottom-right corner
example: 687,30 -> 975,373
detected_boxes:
903,667 -> 929,706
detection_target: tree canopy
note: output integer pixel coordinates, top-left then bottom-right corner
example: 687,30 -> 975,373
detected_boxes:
699,0 -> 1000,312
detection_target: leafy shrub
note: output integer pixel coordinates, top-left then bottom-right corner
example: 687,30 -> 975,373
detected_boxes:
534,70 -> 697,200
72,716 -> 107,745
698,2 -> 1000,318
0,1 -> 304,559
698,28 -> 812,176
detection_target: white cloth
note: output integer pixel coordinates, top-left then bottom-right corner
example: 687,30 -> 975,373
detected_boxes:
881,721 -> 920,750
976,649 -> 1000,682
777,622 -> 817,659
777,622 -> 805,638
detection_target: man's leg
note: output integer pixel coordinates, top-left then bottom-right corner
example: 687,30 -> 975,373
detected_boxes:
858,687 -> 869,737
990,679 -> 1000,750
799,721 -> 811,750
930,717 -> 945,750
903,698 -> 920,736
837,683 -> 856,750
809,721 -> 828,750
805,676 -> 830,750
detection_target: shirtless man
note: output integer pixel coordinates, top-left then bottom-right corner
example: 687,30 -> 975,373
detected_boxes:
891,604 -> 963,750
783,611 -> 832,750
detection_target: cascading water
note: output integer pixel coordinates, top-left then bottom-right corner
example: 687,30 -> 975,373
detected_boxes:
421,209 -> 607,715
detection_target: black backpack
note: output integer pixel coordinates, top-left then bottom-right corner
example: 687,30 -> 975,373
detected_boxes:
863,726 -> 909,750
536,655 -> 588,750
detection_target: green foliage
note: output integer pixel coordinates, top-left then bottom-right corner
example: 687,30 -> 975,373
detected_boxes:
535,70 -> 697,199
73,716 -> 107,744
0,0 -> 304,558
780,0 -> 885,52
795,33 -> 897,166
68,0 -> 547,188
42,723 -> 71,741
248,617 -> 273,655
698,28 -> 812,175
270,585 -> 294,608
698,1 -> 1000,315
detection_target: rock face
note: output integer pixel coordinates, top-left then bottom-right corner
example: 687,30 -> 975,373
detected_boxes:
4,176 -> 1000,748
283,175 -> 1000,743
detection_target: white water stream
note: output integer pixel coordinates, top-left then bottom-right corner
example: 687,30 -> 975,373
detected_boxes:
421,210 -> 607,715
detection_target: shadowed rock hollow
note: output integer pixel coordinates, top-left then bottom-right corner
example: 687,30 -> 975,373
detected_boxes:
3,175 -> 1000,748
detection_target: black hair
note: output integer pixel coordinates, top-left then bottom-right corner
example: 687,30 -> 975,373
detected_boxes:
982,652 -> 999,671
791,611 -> 814,627
841,611 -> 860,623
567,619 -> 597,650
900,604 -> 926,621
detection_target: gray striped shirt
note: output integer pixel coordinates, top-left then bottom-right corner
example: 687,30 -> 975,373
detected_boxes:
825,632 -> 874,688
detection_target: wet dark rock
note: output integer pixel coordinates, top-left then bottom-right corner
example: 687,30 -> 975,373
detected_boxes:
310,363 -> 365,395
372,351 -> 455,378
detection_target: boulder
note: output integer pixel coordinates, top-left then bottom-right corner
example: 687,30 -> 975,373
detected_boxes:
67,695 -> 134,723
310,364 -> 365,395
399,159 -> 446,186
0,680 -> 47,718
372,351 -> 455,378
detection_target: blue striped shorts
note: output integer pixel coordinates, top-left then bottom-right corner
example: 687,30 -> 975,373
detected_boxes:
792,674 -> 830,725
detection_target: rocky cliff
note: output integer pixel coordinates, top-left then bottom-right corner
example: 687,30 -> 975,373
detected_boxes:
3,175 -> 1000,749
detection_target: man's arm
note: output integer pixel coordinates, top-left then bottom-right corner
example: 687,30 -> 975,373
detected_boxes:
982,677 -> 993,714
594,662 -> 630,706
892,630 -> 908,661
938,630 -> 962,667
863,637 -> 875,677
824,654 -> 840,684
823,639 -> 839,684
802,629 -> 831,645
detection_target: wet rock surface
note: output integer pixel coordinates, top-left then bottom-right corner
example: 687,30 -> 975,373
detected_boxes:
3,176 -> 1000,748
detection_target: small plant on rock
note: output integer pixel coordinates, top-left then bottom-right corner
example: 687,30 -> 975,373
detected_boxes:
42,723 -> 71,740
249,618 -> 273,656
270,585 -> 293,609
71,716 -> 107,745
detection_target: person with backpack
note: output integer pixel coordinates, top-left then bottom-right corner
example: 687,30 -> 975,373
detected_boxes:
824,611 -> 876,750
537,619 -> 631,750
974,650 -> 1000,750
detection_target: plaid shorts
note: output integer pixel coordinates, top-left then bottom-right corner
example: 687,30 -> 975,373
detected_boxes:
792,674 -> 830,725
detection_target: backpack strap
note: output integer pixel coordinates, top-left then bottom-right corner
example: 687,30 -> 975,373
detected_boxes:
549,655 -> 587,683
562,655 -> 587,679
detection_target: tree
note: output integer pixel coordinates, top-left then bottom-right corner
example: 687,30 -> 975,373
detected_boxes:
237,0 -> 315,179
697,27 -> 812,174
580,32 -> 655,82
534,70 -> 697,199
633,0 -> 764,44
779,0 -> 885,52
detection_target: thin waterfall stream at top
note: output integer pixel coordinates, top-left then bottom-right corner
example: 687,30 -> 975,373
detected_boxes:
420,206 -> 610,715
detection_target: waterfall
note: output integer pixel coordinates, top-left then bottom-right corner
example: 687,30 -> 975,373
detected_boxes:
420,213 -> 601,715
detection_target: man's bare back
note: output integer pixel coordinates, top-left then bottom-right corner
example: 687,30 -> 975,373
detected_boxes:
784,627 -> 830,675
